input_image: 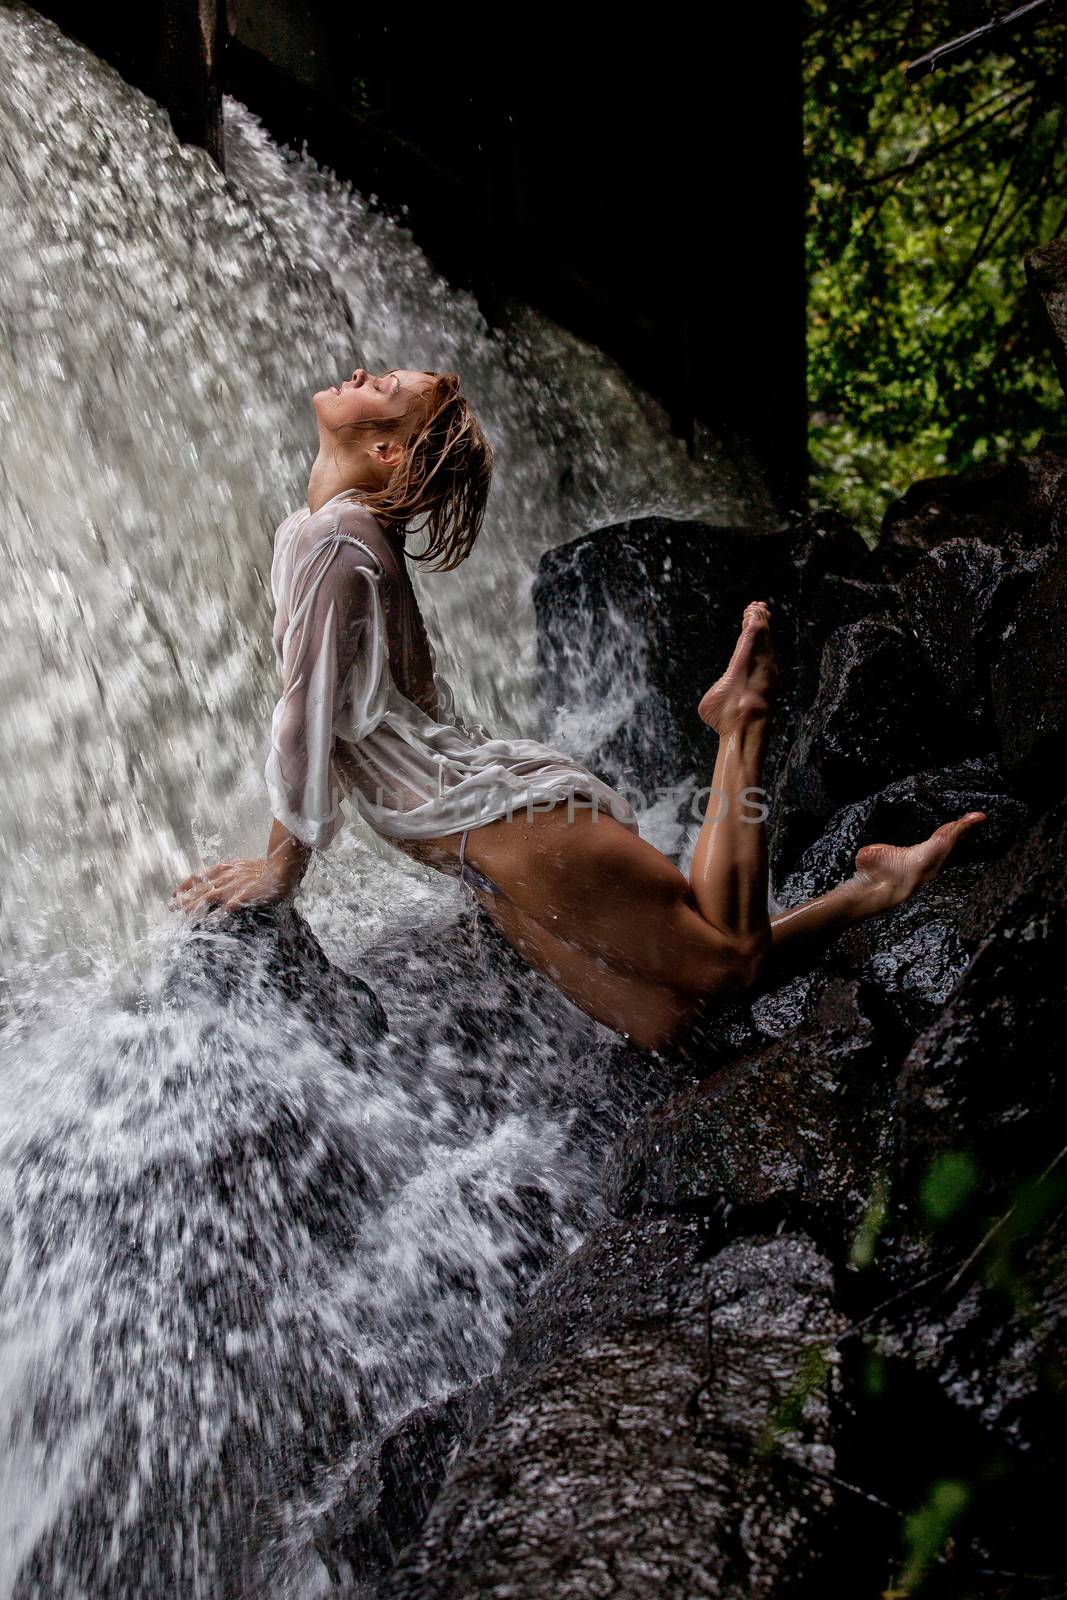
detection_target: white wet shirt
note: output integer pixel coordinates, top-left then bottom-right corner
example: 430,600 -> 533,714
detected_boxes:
264,491 -> 639,850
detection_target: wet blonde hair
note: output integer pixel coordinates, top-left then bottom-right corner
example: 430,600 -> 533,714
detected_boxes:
353,373 -> 494,571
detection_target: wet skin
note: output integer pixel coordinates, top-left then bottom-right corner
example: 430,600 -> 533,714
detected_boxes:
171,386 -> 984,1050
430,603 -> 985,1052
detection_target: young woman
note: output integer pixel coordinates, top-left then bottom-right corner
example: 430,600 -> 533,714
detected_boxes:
172,368 -> 984,1052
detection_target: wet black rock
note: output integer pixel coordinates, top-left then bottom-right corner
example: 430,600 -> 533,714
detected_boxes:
874,434 -> 1067,578
884,505 -> 1067,803
772,616 -> 946,868
892,797 -> 1067,1219
645,965 -> 833,1086
166,901 -> 388,1061
869,1203 -> 1067,1509
386,1226 -> 845,1600
830,869 -> 983,1036
900,538 -> 1013,737
315,1395 -> 468,1590
606,980 -> 889,1241
532,512 -> 866,807
381,428 -> 1067,1596
773,756 -> 1026,905
792,572 -> 897,710
989,536 -> 1067,799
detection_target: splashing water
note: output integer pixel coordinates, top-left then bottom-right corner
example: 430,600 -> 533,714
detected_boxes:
0,5 -> 771,1594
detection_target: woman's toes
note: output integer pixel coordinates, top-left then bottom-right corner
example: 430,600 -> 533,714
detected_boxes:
926,810 -> 987,858
957,810 -> 987,832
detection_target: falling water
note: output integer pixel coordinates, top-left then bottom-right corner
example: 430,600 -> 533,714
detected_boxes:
0,4 -> 773,1594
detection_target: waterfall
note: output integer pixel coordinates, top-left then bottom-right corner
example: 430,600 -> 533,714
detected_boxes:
0,5 -> 770,1593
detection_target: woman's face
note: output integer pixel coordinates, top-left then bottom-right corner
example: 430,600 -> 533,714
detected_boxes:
312,368 -> 435,434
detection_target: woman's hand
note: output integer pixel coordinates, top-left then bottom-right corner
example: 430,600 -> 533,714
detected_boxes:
170,822 -> 312,919
169,856 -> 293,918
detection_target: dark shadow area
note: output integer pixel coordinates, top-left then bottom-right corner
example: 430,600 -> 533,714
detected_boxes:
38,1 -> 808,513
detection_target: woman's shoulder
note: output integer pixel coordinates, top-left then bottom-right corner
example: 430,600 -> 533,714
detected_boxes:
297,501 -> 387,575
333,502 -> 400,566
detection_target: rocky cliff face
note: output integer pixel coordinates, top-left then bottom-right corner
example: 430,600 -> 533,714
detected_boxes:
363,432 -> 1067,1599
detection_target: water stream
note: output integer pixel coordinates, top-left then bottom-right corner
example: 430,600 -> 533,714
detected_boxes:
0,5 -> 773,1593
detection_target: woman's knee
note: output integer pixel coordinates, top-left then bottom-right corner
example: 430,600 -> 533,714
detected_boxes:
647,936 -> 769,1054
690,926 -> 769,1000
725,927 -> 771,992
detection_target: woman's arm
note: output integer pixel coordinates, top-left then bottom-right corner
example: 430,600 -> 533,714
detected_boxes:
170,818 -> 312,916
265,816 -> 313,885
171,538 -> 385,920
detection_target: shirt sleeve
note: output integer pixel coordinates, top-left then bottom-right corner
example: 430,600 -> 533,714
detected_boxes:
264,536 -> 388,849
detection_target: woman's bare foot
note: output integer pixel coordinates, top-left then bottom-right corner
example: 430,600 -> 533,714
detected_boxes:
698,601 -> 779,732
853,812 -> 987,911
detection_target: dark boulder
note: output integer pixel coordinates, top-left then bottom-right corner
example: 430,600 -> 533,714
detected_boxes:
773,755 -> 1026,902
657,966 -> 834,1086
166,900 -> 388,1061
770,759 -> 1028,1037
845,790 -> 1067,1590
531,512 -> 866,808
891,797 -> 1067,1220
772,616 -> 946,869
314,1394 -> 468,1590
885,515 -> 1067,805
900,538 -> 1013,737
792,572 -> 898,710
989,536 -> 1067,800
830,867 -> 985,1037
874,434 -> 1067,579
871,1205 -> 1067,1468
607,980 -> 890,1242
386,1225 -> 846,1600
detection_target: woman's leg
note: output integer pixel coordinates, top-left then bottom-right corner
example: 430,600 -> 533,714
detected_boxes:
463,807 -> 986,1051
688,599 -> 777,950
455,601 -> 782,1004
683,599 -> 986,977
764,813 -> 987,980
445,600 -> 984,1051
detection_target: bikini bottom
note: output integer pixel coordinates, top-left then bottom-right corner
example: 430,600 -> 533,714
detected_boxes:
458,827 -> 506,899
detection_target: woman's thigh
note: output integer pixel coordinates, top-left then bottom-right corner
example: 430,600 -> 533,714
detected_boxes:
460,804 -> 749,996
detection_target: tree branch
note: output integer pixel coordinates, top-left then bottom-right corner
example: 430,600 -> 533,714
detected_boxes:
933,98 -> 1047,309
850,86 -> 1034,191
904,0 -> 1064,81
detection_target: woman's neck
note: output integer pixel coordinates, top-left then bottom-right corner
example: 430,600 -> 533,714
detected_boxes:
306,447 -> 373,514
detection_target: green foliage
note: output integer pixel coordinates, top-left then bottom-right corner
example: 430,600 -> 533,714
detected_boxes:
850,1169 -> 890,1266
805,0 -> 1067,535
897,1477 -> 971,1592
760,1342 -> 831,1452
862,1347 -> 887,1397
919,1149 -> 979,1224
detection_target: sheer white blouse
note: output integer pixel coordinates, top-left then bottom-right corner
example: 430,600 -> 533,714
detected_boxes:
264,492 -> 640,851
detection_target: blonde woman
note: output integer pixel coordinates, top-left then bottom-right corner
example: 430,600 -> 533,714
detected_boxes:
172,368 -> 984,1052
